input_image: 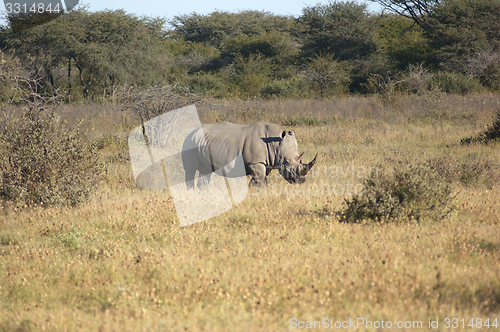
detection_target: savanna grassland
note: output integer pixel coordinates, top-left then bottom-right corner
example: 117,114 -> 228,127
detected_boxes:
1,93 -> 500,331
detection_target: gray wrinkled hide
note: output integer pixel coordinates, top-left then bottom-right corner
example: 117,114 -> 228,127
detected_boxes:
182,121 -> 315,188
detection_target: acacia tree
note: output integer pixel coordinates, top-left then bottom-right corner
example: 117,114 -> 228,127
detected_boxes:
375,14 -> 432,69
1,9 -> 171,100
68,10 -> 170,97
3,11 -> 64,32
371,0 -> 500,89
298,1 -> 377,61
169,11 -> 297,48
425,0 -> 500,73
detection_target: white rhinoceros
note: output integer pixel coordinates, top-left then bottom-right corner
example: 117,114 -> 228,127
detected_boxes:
181,121 -> 317,188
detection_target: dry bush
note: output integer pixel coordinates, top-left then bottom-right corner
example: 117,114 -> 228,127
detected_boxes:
404,63 -> 433,95
464,51 -> 500,88
0,50 -> 64,112
427,153 -> 500,189
119,85 -> 213,123
366,73 -> 404,103
458,154 -> 500,188
338,158 -> 454,223
282,115 -> 323,127
0,57 -> 104,207
0,112 -> 104,207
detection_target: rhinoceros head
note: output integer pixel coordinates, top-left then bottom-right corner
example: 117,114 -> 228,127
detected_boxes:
277,130 -> 317,184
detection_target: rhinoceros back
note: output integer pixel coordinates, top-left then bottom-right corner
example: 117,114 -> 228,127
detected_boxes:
203,122 -> 283,167
183,121 -> 285,176
182,122 -> 243,173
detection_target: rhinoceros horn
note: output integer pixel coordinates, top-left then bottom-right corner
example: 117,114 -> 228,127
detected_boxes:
296,152 -> 305,162
306,153 -> 317,170
300,153 -> 318,175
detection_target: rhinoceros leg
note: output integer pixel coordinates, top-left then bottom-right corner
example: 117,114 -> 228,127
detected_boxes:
182,150 -> 197,189
197,170 -> 212,188
182,148 -> 212,189
248,163 -> 266,187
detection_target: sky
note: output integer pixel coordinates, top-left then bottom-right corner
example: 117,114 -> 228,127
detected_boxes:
82,0 -> 384,20
1,0 -> 384,27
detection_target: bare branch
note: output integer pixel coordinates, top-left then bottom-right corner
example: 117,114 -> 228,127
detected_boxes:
370,0 -> 440,28
119,85 -> 214,123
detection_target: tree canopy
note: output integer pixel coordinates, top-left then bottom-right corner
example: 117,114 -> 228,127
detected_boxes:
1,9 -> 171,99
298,1 -> 376,60
1,0 -> 500,100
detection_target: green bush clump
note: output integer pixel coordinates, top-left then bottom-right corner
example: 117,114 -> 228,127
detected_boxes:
337,160 -> 454,223
483,110 -> 500,142
461,110 -> 500,145
188,73 -> 229,97
431,72 -> 483,94
260,77 -> 309,99
0,112 -> 104,207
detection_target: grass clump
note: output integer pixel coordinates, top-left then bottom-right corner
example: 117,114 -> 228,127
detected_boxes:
461,110 -> 500,145
54,226 -> 85,248
337,160 -> 454,223
282,116 -> 322,127
0,111 -> 104,207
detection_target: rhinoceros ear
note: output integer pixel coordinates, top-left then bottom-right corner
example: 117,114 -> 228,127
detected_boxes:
281,130 -> 286,139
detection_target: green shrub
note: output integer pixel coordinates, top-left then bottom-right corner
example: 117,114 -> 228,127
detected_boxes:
0,112 -> 104,207
260,82 -> 286,98
225,53 -> 273,98
431,72 -> 483,94
260,77 -> 309,99
188,73 -> 228,97
337,160 -> 454,223
221,32 -> 293,60
303,54 -> 352,97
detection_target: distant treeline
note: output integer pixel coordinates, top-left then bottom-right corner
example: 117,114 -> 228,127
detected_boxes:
1,0 -> 499,101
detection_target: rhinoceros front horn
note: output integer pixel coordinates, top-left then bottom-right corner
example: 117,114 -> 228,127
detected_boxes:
306,153 -> 317,170
300,153 -> 318,175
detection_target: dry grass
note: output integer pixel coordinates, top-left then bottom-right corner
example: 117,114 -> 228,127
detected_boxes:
1,93 -> 499,331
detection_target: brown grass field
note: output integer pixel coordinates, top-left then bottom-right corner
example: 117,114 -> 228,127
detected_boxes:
1,93 -> 499,331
